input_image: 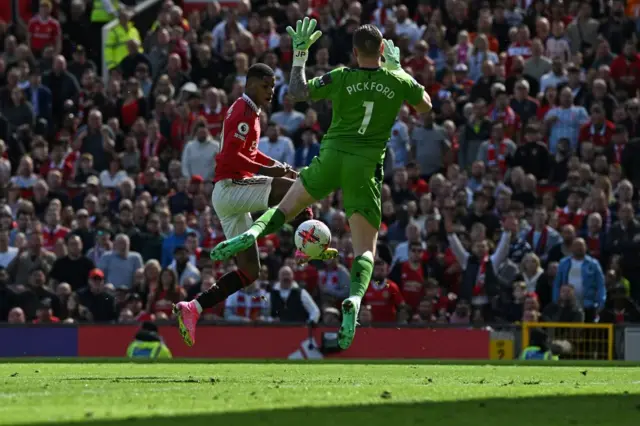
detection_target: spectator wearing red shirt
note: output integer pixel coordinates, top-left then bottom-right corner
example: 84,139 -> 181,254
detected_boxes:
40,141 -> 75,182
406,161 -> 429,196
27,1 -> 61,57
141,119 -> 168,169
33,298 -> 60,324
389,241 -> 426,313
606,124 -> 629,165
42,208 -> 70,252
401,40 -> 434,74
170,102 -> 197,152
149,268 -> 185,317
118,78 -> 149,133
200,87 -> 227,138
578,104 -> 615,150
505,25 -> 532,78
610,40 -> 640,98
556,189 -> 587,229
488,89 -> 521,142
364,259 -> 406,323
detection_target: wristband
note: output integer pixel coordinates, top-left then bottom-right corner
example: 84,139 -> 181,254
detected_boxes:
293,50 -> 308,67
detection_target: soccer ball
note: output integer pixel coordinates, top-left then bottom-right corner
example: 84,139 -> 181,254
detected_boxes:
295,219 -> 331,258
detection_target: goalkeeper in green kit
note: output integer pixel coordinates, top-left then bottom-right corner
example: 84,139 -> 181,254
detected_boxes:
210,18 -> 432,349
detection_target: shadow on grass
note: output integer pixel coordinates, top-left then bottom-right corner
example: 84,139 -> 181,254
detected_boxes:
25,394 -> 640,426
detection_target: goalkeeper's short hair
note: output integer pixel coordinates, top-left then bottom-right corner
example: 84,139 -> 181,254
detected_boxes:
353,24 -> 383,58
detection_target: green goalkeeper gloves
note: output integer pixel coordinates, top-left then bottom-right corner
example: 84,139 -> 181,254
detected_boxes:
287,17 -> 323,67
382,39 -> 401,72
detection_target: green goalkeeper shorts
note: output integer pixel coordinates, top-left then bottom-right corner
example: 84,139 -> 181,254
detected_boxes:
299,148 -> 383,229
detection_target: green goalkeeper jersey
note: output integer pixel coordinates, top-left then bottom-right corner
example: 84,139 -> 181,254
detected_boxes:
308,66 -> 425,163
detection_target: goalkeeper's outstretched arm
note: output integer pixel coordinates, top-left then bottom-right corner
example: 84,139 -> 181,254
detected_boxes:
289,66 -> 310,102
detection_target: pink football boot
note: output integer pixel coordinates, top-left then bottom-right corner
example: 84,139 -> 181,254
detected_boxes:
173,301 -> 200,347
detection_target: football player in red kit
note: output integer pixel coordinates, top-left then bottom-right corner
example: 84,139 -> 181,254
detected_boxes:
173,64 -> 316,346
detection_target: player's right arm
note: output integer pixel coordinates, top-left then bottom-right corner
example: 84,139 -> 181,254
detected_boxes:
403,75 -> 431,114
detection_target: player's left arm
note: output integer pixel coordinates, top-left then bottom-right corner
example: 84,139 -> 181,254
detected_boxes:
289,65 -> 311,102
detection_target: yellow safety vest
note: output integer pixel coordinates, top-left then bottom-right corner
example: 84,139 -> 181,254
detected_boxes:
104,23 -> 142,69
91,0 -> 118,23
126,340 -> 172,359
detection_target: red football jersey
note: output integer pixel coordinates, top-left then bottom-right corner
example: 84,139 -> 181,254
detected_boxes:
201,104 -> 228,138
578,121 -> 615,147
214,94 -> 273,182
364,279 -> 404,323
399,262 -> 425,312
28,16 -> 60,53
293,264 -> 319,295
556,207 -> 586,229
42,226 -> 70,251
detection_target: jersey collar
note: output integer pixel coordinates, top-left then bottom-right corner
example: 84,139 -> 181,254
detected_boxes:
242,93 -> 261,115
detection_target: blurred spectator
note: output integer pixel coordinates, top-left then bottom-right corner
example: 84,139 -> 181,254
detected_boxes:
77,268 -> 117,322
552,238 -> 606,321
7,227 -> 56,286
168,244 -> 200,286
181,121 -> 220,180
270,95 -> 304,136
7,307 -> 26,324
97,234 -> 143,290
599,282 -> 640,323
258,123 -> 295,166
49,235 -> 94,290
270,266 -> 320,323
294,128 -> 320,168
543,283 -> 585,322
126,321 -> 172,359
105,9 -> 142,71
42,55 -> 80,125
363,259 -> 406,323
0,229 -> 18,268
224,280 -> 271,322
411,111 -> 449,178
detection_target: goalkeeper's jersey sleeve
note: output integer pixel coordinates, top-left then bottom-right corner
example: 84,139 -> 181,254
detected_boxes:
308,67 -> 425,163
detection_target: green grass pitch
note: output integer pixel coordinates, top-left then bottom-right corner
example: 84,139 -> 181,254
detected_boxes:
1,361 -> 640,426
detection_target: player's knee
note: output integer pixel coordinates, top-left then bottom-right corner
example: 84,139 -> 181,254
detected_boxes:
235,253 -> 260,281
237,262 -> 259,282
348,213 -> 379,257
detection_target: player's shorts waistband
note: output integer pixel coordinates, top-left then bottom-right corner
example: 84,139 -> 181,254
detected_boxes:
215,176 -> 271,186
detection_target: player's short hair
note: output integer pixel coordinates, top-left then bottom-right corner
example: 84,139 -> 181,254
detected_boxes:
353,24 -> 383,58
246,63 -> 275,82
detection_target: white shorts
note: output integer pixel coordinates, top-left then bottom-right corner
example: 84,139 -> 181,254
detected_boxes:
211,177 -> 273,238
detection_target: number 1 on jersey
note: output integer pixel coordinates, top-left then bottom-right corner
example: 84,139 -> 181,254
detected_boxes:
358,101 -> 374,135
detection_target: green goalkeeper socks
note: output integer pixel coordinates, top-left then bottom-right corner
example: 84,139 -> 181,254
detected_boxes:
349,253 -> 374,299
248,207 -> 287,238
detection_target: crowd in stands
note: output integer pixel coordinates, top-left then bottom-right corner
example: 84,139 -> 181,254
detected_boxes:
0,0 -> 640,327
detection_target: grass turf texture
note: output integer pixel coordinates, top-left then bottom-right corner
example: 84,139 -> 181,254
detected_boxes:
1,362 -> 639,426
